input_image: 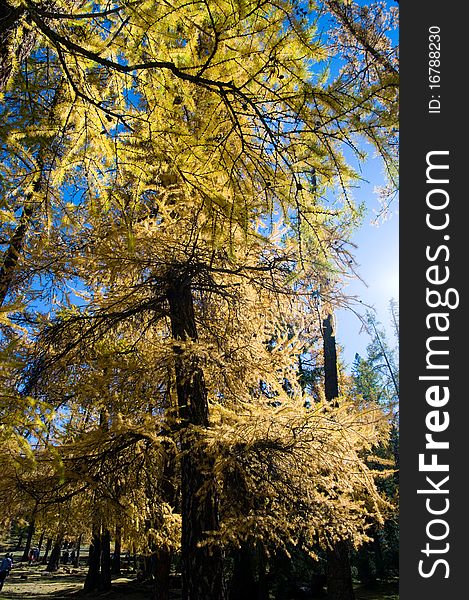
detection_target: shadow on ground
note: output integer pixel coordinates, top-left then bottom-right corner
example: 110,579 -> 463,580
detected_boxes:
1,565 -> 398,600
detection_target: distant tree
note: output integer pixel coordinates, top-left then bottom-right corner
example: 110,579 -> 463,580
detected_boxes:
351,301 -> 399,583
353,306 -> 399,409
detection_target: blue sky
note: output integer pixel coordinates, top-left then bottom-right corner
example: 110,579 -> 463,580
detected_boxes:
337,157 -> 399,369
315,0 -> 399,369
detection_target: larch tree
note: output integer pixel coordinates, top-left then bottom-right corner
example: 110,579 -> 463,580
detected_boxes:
1,2 -> 398,600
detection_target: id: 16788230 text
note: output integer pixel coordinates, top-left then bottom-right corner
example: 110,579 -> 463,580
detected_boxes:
428,25 -> 441,114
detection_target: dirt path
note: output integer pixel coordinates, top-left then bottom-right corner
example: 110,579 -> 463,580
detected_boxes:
0,564 -> 149,600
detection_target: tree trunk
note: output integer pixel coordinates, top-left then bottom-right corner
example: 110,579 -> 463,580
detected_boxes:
257,545 -> 269,600
323,313 -> 339,404
15,528 -> 24,551
111,526 -> 121,575
179,446 -> 224,600
372,529 -> 385,580
0,193 -> 38,306
84,527 -> 102,592
0,0 -> 25,92
21,519 -> 35,562
74,534 -> 82,567
323,310 -> 355,600
153,440 -> 177,600
46,536 -> 63,572
356,542 -> 375,587
229,545 -> 256,600
100,528 -> 112,591
153,549 -> 172,600
42,538 -> 52,564
37,531 -> 45,559
326,542 -> 355,600
167,280 -> 224,600
272,550 -> 291,600
0,85 -> 65,308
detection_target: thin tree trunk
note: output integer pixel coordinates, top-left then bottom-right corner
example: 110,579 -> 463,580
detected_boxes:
372,529 -> 385,581
323,311 -> 355,600
368,318 -> 399,398
167,280 -> 224,600
0,191 -> 38,306
100,528 -> 112,591
41,538 -> 52,564
0,80 -> 66,307
15,529 -> 24,551
74,534 -> 82,567
21,519 -> 35,562
111,526 -> 121,575
36,531 -> 44,559
323,313 -> 339,404
257,544 -> 269,600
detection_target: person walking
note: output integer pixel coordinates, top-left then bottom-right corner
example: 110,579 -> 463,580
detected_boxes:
0,553 -> 13,591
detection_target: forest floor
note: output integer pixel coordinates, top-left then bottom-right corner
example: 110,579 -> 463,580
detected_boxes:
353,581 -> 399,600
0,561 -> 399,600
0,563 -> 147,600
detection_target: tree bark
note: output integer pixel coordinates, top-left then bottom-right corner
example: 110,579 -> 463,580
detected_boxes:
15,528 -> 24,551
84,527 -> 102,592
41,538 -> 52,564
0,194 -> 38,307
167,279 -> 224,600
111,526 -> 121,575
21,519 -> 35,562
153,442 -> 177,600
0,86 -> 65,307
323,310 -> 355,600
0,0 -> 26,92
323,313 -> 339,403
100,528 -> 112,591
36,531 -> 45,559
372,529 -> 385,580
153,549 -> 172,600
74,534 -> 82,567
46,536 -> 63,572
